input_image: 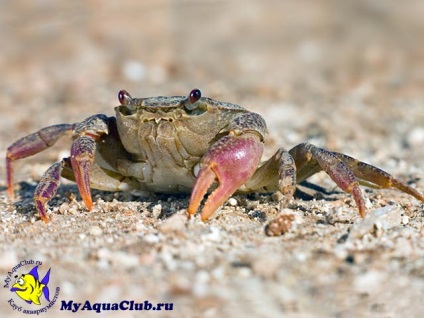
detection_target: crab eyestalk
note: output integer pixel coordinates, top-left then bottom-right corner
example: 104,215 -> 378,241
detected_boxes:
188,133 -> 264,221
184,88 -> 202,110
118,90 -> 133,106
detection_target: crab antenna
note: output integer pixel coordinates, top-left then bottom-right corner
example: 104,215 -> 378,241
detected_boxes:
185,88 -> 201,110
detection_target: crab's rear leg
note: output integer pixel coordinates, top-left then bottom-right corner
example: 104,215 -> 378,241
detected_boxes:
334,152 -> 424,202
290,143 -> 367,217
243,144 -> 362,214
6,124 -> 75,199
289,142 -> 424,216
260,143 -> 369,236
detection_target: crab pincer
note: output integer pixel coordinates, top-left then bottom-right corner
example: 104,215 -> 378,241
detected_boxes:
33,135 -> 97,222
69,135 -> 97,210
188,133 -> 264,221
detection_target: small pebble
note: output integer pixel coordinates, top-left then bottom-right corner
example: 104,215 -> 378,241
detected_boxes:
158,213 -> 186,233
135,222 -> 147,232
354,270 -> 384,294
201,226 -> 222,242
265,213 -> 295,236
89,225 -> 103,236
365,198 -> 373,209
59,203 -> 69,214
227,198 -> 238,206
349,205 -> 402,239
152,204 -> 162,218
144,233 -> 160,244
401,215 -> 409,225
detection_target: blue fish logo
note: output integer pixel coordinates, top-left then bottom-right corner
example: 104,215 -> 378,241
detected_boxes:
10,265 -> 51,305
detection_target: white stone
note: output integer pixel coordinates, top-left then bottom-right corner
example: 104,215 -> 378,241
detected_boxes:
401,215 -> 409,225
349,205 -> 402,239
89,225 -> 103,236
144,233 -> 160,244
227,198 -> 238,206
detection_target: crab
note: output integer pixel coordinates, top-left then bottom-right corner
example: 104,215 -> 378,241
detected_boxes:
6,89 -> 424,235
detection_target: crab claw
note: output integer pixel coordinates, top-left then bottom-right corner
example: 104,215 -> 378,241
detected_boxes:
70,136 -> 96,210
34,162 -> 64,222
188,133 -> 264,221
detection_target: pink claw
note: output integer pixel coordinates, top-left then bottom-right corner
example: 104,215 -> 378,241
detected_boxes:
188,134 -> 264,221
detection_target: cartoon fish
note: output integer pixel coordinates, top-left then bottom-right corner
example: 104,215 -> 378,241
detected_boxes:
10,265 -> 51,305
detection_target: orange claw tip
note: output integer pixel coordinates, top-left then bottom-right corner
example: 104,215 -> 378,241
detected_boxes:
6,160 -> 15,200
86,201 -> 93,211
200,207 -> 215,222
351,185 -> 366,218
34,198 -> 50,223
75,178 -> 93,211
71,158 -> 94,211
7,186 -> 15,201
188,166 -> 217,218
81,192 -> 93,211
40,215 -> 51,223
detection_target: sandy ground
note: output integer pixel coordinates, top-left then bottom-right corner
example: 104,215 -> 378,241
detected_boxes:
1,1 -> 424,317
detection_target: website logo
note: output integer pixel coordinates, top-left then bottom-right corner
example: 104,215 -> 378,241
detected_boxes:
3,260 -> 60,315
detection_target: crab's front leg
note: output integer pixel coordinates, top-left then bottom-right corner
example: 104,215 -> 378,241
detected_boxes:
33,134 -> 100,222
6,124 -> 75,199
12,115 -> 110,222
39,115 -> 110,222
188,113 -> 266,221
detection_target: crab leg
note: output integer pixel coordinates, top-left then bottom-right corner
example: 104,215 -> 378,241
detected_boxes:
70,136 -> 96,210
188,133 -> 264,221
244,148 -> 297,209
6,124 -> 75,199
6,114 -> 111,222
32,135 -> 97,222
334,152 -> 424,202
34,162 -> 64,222
290,143 -> 367,217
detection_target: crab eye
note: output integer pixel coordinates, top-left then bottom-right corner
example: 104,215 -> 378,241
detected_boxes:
189,89 -> 201,104
118,90 -> 133,106
185,89 -> 202,111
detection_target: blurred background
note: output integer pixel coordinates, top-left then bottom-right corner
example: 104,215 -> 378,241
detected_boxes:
1,0 -> 423,162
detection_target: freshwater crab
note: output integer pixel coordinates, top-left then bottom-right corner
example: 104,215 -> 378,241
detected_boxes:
6,89 -> 424,235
